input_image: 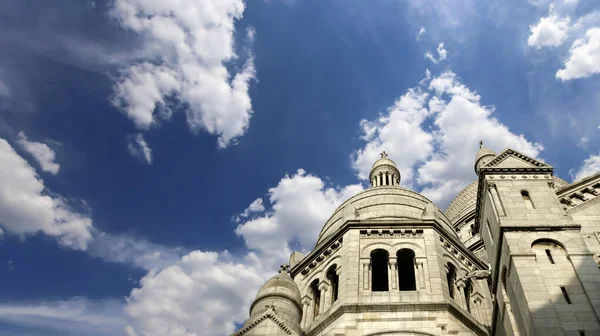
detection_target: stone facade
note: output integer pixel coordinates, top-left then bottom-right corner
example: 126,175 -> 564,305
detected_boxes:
233,148 -> 600,336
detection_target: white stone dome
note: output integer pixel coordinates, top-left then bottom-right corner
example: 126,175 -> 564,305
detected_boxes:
315,186 -> 456,246
249,272 -> 302,325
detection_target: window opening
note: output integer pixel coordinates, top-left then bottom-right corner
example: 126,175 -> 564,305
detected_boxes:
464,280 -> 472,312
579,331 -> 585,336
371,249 -> 389,292
327,266 -> 339,304
545,249 -> 555,264
397,249 -> 416,291
310,280 -> 321,316
560,286 -> 572,304
521,190 -> 535,209
447,263 -> 457,299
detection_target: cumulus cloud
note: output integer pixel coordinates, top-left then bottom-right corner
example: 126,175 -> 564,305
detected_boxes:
235,169 -> 363,259
424,43 -> 448,64
353,70 -> 543,208
110,0 -> 256,148
0,138 -> 92,250
527,14 -> 571,48
124,168 -> 364,335
0,298 -> 129,336
127,133 -> 152,165
16,131 -> 60,174
126,251 -> 267,336
416,27 -> 426,40
570,153 -> 600,181
556,28 -> 600,80
237,198 -> 265,219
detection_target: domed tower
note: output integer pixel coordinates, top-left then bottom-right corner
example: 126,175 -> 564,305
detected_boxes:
474,141 -> 497,175
370,151 -> 401,187
234,266 -> 303,335
281,152 -> 493,336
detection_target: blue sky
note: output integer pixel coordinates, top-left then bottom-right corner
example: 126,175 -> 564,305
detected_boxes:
0,0 -> 599,335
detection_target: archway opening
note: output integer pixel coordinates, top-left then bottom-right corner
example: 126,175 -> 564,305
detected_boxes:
397,249 -> 416,291
371,249 -> 389,292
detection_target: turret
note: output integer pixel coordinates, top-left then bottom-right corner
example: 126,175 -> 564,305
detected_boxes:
474,141 -> 496,175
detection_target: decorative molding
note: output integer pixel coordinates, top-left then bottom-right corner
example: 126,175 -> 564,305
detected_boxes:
359,229 -> 424,238
233,306 -> 295,336
301,237 -> 343,277
440,236 -> 476,271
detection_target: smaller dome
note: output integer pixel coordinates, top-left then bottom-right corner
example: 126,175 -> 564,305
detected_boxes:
249,270 -> 302,323
372,157 -> 397,169
474,142 -> 497,174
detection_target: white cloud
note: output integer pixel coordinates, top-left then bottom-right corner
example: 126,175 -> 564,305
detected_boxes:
424,43 -> 448,64
238,198 -> 265,219
0,138 -> 92,250
527,14 -> 571,48
123,169 -> 363,335
110,0 -> 256,148
127,133 -> 152,165
352,81 -> 434,185
235,169 -> 363,259
0,298 -> 128,336
556,28 -> 600,80
570,153 -> 600,181
353,70 -> 543,208
416,27 -> 426,40
88,231 -> 188,271
126,251 -> 267,336
16,131 -> 60,175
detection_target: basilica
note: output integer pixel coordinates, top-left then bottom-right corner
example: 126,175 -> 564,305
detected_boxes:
232,145 -> 600,336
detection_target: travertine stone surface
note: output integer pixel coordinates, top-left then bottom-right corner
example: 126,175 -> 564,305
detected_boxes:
233,149 -> 600,336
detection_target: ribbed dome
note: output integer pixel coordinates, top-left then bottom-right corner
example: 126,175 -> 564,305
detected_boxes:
316,186 -> 456,246
249,271 -> 302,320
475,147 -> 496,164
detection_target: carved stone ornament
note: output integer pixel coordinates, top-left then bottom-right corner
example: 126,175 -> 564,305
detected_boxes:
465,270 -> 492,280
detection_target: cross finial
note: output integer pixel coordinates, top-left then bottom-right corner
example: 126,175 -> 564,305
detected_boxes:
479,140 -> 483,149
380,151 -> 388,158
279,264 -> 290,273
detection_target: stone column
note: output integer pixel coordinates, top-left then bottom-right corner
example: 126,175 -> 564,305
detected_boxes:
362,260 -> 370,290
416,257 -> 426,289
301,295 -> 312,329
455,278 -> 468,310
377,174 -> 381,187
389,259 -> 397,290
318,282 -> 330,314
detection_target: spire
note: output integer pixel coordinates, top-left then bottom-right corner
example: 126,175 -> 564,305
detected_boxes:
474,141 -> 497,175
369,151 -> 401,187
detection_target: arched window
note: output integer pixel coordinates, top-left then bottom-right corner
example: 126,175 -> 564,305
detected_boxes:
371,249 -> 389,292
447,262 -> 457,299
521,190 -> 535,209
310,279 -> 320,317
397,249 -> 416,291
326,265 -> 339,304
464,280 -> 473,312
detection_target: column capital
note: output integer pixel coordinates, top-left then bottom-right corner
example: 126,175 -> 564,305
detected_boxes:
455,278 -> 467,289
301,295 -> 312,306
318,281 -> 329,292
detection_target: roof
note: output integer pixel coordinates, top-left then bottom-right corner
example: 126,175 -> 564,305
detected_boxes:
315,186 -> 456,246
